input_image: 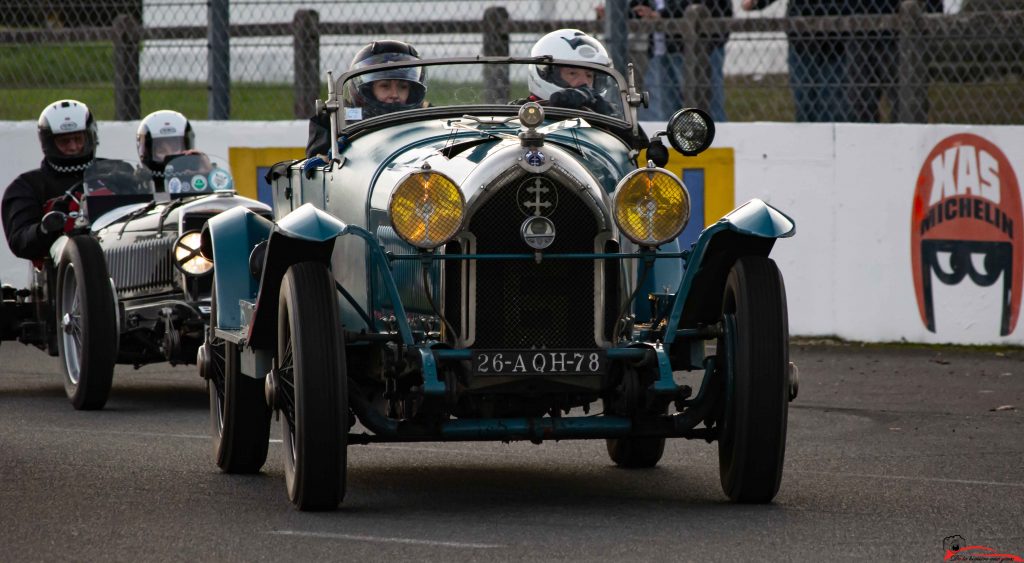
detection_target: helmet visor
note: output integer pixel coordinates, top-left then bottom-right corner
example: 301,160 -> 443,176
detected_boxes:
152,137 -> 187,165
352,52 -> 425,85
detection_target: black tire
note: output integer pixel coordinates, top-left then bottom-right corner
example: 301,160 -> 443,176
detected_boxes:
278,262 -> 347,511
56,235 -> 118,410
208,290 -> 271,473
606,436 -> 666,468
717,256 -> 789,503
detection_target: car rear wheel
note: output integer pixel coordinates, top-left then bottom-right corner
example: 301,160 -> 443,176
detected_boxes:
208,291 -> 271,473
717,256 -> 789,503
57,235 -> 118,410
278,261 -> 347,511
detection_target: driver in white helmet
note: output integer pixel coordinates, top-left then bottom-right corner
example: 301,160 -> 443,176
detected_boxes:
136,109 -> 199,192
522,29 -> 616,116
2,99 -> 100,259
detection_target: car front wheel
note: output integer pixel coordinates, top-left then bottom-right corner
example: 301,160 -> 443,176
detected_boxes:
208,291 -> 271,473
278,261 -> 348,511
717,256 -> 789,503
56,235 -> 118,410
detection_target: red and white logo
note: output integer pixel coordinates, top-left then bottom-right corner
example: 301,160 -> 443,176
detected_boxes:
911,133 -> 1022,337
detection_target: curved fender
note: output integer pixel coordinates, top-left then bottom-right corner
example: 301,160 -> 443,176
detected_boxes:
246,203 -> 348,350
205,206 -> 274,330
664,198 -> 795,346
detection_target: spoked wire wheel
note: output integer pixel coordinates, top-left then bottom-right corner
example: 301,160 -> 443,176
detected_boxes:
208,291 -> 271,473
57,236 -> 117,410
277,261 -> 348,511
717,256 -> 789,503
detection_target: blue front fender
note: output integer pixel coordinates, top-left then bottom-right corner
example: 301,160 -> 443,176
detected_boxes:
206,206 -> 274,331
663,198 -> 795,345
244,204 -> 348,349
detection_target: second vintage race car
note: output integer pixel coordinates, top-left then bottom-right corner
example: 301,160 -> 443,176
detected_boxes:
200,57 -> 797,510
0,154 -> 270,409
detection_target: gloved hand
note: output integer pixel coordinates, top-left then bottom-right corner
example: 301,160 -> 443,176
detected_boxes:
549,86 -> 598,109
549,86 -> 613,115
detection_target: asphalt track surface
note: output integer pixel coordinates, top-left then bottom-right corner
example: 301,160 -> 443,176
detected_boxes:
1,341 -> 1022,562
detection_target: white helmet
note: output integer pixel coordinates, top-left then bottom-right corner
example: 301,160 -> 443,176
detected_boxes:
37,99 -> 98,170
527,29 -> 612,100
137,110 -> 194,173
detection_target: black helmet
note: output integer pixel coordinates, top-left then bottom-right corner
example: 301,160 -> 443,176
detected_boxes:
37,99 -> 99,172
344,40 -> 427,119
136,110 -> 195,174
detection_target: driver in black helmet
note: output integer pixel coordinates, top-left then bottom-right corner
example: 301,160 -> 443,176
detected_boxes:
2,99 -> 100,260
306,40 -> 426,157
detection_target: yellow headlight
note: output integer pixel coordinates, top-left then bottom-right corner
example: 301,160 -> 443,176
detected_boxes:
174,230 -> 213,276
613,167 -> 690,246
388,170 -> 465,249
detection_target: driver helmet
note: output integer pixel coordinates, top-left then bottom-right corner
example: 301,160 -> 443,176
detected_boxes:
344,40 -> 427,119
136,110 -> 195,174
527,29 -> 612,100
37,99 -> 99,173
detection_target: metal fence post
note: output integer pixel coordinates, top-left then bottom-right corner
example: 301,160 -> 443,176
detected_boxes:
682,4 -> 712,113
897,0 -> 927,123
293,9 -> 320,119
207,0 -> 230,120
604,0 -> 628,74
112,14 -> 141,120
482,7 -> 509,104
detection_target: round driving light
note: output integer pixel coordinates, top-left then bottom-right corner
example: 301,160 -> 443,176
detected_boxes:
388,169 -> 465,249
173,230 -> 213,276
613,167 -> 690,246
666,108 -> 715,156
519,102 -> 545,128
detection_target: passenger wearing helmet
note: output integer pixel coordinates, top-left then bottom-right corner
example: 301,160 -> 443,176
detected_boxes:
136,109 -> 196,191
306,40 -> 426,157
524,29 -> 616,116
2,99 -> 100,259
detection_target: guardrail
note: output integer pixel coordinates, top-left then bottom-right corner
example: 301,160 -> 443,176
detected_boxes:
2,1 -> 1021,121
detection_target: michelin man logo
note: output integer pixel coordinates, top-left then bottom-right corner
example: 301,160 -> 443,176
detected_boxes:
911,133 -> 1023,337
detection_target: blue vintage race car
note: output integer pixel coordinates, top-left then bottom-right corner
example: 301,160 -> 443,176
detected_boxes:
199,57 -> 797,510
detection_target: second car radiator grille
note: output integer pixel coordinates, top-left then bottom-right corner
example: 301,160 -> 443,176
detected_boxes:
105,237 -> 176,298
466,177 -> 599,349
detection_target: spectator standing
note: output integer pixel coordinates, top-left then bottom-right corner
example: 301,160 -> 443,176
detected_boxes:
742,0 -> 848,122
844,0 -> 942,122
633,0 -> 732,122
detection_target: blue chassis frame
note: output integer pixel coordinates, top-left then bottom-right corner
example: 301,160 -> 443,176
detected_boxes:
207,199 -> 794,443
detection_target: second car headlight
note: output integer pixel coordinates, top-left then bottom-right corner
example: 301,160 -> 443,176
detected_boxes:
173,230 -> 213,276
388,169 -> 465,249
613,166 -> 690,246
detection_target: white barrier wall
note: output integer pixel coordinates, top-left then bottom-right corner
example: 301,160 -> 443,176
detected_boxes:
1,120 -> 1021,346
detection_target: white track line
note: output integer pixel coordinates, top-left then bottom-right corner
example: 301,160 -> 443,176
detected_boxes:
268,530 -> 504,549
793,469 -> 1024,488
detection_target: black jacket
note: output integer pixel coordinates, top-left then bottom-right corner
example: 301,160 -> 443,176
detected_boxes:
629,0 -> 734,52
2,159 -> 85,260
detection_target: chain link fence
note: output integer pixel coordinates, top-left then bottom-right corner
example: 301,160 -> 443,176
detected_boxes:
1,0 -> 1021,123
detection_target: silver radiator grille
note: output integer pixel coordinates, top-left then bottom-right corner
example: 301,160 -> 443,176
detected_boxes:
104,237 -> 177,298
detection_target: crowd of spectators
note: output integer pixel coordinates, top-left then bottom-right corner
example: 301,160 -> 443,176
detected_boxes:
616,0 -> 945,123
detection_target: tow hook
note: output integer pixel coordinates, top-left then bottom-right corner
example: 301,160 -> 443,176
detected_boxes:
788,361 -> 799,402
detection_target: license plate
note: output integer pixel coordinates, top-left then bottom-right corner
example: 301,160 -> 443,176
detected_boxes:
473,350 -> 607,376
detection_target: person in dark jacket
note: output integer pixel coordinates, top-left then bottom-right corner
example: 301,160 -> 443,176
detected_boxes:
2,99 -> 99,260
743,0 -> 849,122
843,0 -> 943,122
743,0 -> 943,122
631,0 -> 732,122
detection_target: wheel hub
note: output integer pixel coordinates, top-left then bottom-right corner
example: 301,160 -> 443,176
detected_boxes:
61,313 -> 73,333
265,368 -> 279,411
197,343 -> 211,380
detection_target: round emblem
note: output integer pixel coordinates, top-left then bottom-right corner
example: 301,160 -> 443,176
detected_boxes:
525,148 -> 545,167
167,177 -> 183,193
516,176 -> 558,217
209,168 -> 232,191
521,216 -> 556,250
190,174 -> 208,191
